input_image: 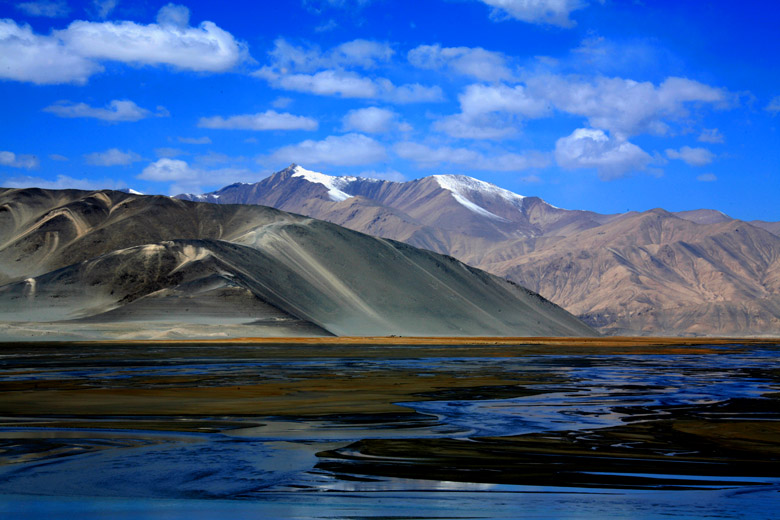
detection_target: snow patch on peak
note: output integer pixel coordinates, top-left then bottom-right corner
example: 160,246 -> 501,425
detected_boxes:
291,165 -> 358,202
119,188 -> 144,195
432,174 -> 529,221
433,175 -> 526,204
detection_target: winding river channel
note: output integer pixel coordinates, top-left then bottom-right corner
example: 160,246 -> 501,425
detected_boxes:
0,341 -> 778,518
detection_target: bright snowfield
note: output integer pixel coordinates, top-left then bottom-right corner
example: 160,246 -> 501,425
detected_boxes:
289,165 -> 553,218
290,165 -> 360,202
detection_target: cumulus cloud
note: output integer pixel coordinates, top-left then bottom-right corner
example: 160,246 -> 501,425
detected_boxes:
198,110 -> 318,131
255,38 -> 442,104
395,142 -> 550,171
554,128 -> 651,179
43,99 -> 163,122
698,128 -> 724,144
138,158 -> 259,194
177,136 -> 211,144
84,148 -> 142,166
16,1 -> 70,17
342,107 -> 399,133
0,151 -> 40,169
139,158 -> 197,182
0,20 -> 102,84
435,83 -> 549,139
271,133 -> 386,166
528,75 -> 729,139
1,5 -> 245,85
256,67 -> 443,103
1,174 -> 127,190
408,44 -> 513,82
61,11 -> 245,72
697,173 -> 717,182
476,0 -> 592,27
255,68 -> 376,97
665,146 -> 715,166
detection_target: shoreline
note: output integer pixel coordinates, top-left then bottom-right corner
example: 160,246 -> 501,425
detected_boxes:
2,335 -> 779,347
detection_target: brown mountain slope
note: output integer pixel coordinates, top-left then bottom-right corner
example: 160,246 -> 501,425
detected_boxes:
496,212 -> 780,335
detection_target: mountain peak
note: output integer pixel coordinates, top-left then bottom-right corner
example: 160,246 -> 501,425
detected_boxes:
432,174 -> 526,203
429,174 -> 530,221
290,165 -> 356,202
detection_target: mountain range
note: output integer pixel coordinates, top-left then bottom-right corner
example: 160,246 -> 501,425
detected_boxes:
0,187 -> 595,340
177,165 -> 780,336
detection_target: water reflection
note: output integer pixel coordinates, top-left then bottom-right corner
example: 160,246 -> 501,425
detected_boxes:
0,344 -> 778,518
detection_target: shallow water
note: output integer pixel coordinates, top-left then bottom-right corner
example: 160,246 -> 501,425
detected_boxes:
0,343 -> 778,518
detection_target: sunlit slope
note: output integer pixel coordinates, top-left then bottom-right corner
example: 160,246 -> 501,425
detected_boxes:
0,188 -> 596,337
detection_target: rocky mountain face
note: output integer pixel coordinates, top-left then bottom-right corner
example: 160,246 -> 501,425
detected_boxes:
0,187 -> 595,340
177,165 -> 780,336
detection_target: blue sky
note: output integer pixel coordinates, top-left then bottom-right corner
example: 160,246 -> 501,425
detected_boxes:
1,0 -> 778,220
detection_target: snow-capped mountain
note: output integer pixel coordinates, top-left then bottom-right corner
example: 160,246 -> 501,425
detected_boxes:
174,164 -> 780,337
175,164 -> 606,244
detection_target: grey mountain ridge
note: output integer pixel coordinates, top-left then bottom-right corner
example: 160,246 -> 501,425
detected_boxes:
175,164 -> 780,336
0,186 -> 595,340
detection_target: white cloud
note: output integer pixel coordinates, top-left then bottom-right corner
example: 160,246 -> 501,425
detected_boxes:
476,0 -> 592,27
256,67 -> 443,103
271,97 -> 293,109
315,19 -> 338,32
271,133 -> 386,166
698,128 -> 724,144
198,110 -> 318,131
766,95 -> 780,114
156,3 -> 190,27
84,148 -> 142,166
155,147 -> 185,158
408,44 -> 513,82
43,99 -> 162,122
138,158 -> 259,194
177,136 -> 211,144
358,169 -> 406,182
0,20 -> 101,84
387,82 -> 444,104
49,154 -> 68,161
435,83 -> 549,139
256,68 -> 378,98
554,128 -> 651,179
2,174 -> 127,190
342,107 -> 398,133
330,39 -> 394,69
255,38 -> 442,104
139,158 -> 194,182
266,37 -> 393,73
528,75 -> 729,139
92,0 -> 118,19
0,5 -> 246,85
16,1 -> 70,17
665,146 -> 715,166
0,151 -> 39,169
395,142 -> 550,171
60,9 -> 245,73
697,173 -> 717,182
